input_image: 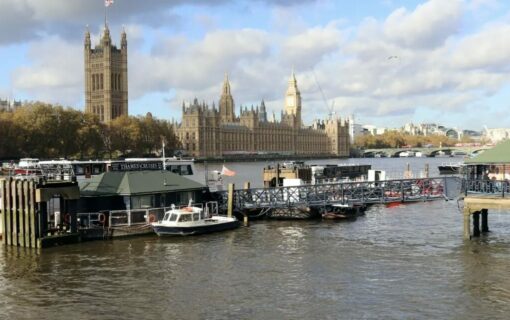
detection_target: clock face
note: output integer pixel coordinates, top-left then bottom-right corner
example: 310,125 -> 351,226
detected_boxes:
286,96 -> 294,106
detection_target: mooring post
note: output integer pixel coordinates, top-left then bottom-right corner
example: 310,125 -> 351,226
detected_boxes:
276,163 -> 280,187
11,179 -> 18,246
227,183 -> 235,218
39,202 -> 48,239
29,180 -> 37,248
473,211 -> 481,237
463,208 -> 471,240
481,208 -> 489,233
243,182 -> 250,226
0,179 -> 6,244
424,163 -> 429,178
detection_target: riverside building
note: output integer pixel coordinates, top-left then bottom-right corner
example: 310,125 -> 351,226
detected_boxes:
175,73 -> 350,158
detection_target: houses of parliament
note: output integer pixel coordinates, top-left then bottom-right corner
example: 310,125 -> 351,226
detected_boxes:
83,25 -> 349,158
175,73 -> 350,158
84,24 -> 128,122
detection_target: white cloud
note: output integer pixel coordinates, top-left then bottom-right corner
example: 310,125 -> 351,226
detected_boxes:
12,37 -> 83,107
281,22 -> 343,69
6,0 -> 510,129
452,23 -> 510,72
384,0 -> 462,49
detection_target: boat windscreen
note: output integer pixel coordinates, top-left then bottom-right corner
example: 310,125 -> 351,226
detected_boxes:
169,214 -> 178,222
178,214 -> 192,222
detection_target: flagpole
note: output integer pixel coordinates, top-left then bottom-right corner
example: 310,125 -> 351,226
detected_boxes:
104,2 -> 107,27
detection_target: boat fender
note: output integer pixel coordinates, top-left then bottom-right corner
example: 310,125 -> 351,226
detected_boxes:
149,213 -> 156,223
98,213 -> 106,224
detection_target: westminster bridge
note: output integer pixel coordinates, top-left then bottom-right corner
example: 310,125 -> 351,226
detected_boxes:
362,146 -> 491,158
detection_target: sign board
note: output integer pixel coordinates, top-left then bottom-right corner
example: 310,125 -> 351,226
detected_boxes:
110,161 -> 163,172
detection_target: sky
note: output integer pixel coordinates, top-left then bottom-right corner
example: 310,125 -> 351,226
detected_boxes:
0,0 -> 509,131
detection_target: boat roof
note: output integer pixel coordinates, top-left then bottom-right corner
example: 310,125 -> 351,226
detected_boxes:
79,171 -> 205,197
464,140 -> 510,165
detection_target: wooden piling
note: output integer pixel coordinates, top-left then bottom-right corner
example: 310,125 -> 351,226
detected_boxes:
481,209 -> 489,233
424,164 -> 429,178
17,179 -> 25,247
473,211 -> 481,237
0,179 -> 6,241
29,180 -> 37,247
5,178 -> 12,245
244,182 -> 251,190
227,183 -> 235,218
463,208 -> 471,240
11,179 -> 18,246
23,180 -> 30,247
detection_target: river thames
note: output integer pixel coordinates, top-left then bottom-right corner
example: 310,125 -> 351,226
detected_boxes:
1,158 -> 509,319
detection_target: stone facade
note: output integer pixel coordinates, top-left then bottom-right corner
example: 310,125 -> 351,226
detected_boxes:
84,25 -> 128,122
175,73 -> 350,158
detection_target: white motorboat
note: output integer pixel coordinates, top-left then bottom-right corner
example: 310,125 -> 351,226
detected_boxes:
151,203 -> 240,236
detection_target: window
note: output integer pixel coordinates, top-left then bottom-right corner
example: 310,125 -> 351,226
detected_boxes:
131,195 -> 154,209
193,213 -> 199,221
163,213 -> 170,221
100,73 -> 104,89
178,214 -> 192,222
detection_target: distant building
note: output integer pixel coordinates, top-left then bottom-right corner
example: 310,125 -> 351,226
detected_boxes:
362,125 -> 387,135
175,73 -> 350,158
0,99 -> 21,112
348,115 -> 363,143
84,24 -> 128,122
484,128 -> 510,143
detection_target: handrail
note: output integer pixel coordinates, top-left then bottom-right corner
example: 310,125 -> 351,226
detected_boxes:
464,179 -> 510,198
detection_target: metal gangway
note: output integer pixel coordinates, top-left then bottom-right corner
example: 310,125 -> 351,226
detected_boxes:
216,177 -> 463,212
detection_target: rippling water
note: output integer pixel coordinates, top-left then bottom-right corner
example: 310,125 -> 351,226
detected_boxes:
1,158 -> 510,319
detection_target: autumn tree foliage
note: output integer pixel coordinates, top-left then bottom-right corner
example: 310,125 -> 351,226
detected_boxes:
0,102 -> 180,160
354,131 -> 470,149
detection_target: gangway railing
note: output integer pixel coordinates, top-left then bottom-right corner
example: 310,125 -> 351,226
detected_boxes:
464,179 -> 510,198
216,177 -> 463,212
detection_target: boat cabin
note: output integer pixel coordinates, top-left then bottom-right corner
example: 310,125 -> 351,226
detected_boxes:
162,205 -> 207,224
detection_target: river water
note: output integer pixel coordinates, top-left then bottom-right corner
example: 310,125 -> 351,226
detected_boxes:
1,158 -> 510,319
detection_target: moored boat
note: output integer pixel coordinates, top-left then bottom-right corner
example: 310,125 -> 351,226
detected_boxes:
151,203 -> 240,236
438,163 -> 463,174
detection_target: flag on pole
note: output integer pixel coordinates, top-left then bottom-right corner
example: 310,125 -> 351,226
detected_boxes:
105,0 -> 114,7
220,165 -> 236,177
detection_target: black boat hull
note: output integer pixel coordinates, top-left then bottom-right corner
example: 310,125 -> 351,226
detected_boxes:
152,220 -> 240,236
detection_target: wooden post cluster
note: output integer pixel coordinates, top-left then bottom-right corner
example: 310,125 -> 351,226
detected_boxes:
1,178 -> 38,248
463,207 -> 490,239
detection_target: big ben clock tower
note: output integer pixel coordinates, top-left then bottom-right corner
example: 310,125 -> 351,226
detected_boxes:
284,70 -> 302,128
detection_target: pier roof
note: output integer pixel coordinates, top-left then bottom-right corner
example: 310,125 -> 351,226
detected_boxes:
465,140 -> 510,164
79,171 -> 205,196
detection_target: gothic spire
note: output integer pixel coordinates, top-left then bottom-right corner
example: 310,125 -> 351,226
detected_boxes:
84,25 -> 91,47
222,72 -> 231,95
